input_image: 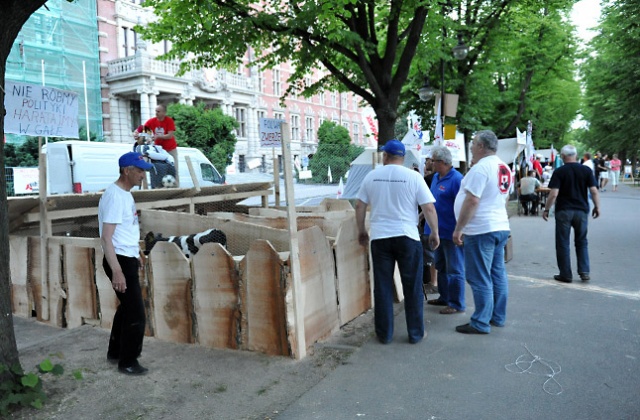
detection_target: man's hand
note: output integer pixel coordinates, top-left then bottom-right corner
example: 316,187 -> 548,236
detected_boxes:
542,210 -> 550,221
358,231 -> 369,247
112,271 -> 127,293
592,207 -> 600,219
452,229 -> 464,246
428,232 -> 440,250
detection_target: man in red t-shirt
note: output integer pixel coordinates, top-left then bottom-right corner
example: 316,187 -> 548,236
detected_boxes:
145,104 -> 179,186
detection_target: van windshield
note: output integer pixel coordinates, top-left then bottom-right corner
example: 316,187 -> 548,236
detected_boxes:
201,163 -> 223,184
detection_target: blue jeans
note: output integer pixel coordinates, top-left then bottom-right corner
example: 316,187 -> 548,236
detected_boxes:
555,209 -> 590,279
463,231 -> 510,332
370,236 -> 424,343
434,239 -> 466,311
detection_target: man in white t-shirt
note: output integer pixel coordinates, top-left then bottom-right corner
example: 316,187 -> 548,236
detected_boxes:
518,170 -> 541,215
99,152 -> 152,375
453,130 -> 513,334
355,139 -> 440,344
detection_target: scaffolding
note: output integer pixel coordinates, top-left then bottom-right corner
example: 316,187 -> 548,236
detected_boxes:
5,0 -> 103,144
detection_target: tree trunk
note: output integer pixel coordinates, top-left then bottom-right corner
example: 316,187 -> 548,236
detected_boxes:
1,0 -> 48,384
373,104 -> 398,147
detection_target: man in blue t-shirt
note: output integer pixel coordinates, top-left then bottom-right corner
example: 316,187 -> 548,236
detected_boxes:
543,144 -> 600,283
424,146 -> 465,315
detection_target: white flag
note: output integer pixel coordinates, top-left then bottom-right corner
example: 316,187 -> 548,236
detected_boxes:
327,166 -> 333,183
337,177 -> 344,199
434,97 -> 443,146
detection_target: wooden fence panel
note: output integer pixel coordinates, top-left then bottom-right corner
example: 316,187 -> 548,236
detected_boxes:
9,236 -> 30,317
94,247 -> 119,330
334,217 -> 371,325
192,243 -> 240,349
297,226 -> 340,346
149,242 -> 192,343
240,240 -> 289,356
47,243 -> 64,327
63,245 -> 97,328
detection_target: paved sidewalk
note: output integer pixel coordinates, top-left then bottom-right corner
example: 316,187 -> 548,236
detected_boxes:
279,182 -> 640,419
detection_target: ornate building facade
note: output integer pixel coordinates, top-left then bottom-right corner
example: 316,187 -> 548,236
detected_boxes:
97,0 -> 374,173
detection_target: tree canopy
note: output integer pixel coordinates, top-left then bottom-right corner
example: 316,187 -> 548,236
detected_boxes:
167,102 -> 238,173
580,0 -> 640,164
139,0 -> 437,145
308,121 -> 363,184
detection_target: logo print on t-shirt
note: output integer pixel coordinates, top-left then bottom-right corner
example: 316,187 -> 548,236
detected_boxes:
498,164 -> 512,193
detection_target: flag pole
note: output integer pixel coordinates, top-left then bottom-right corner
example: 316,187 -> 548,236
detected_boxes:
41,60 -> 48,144
83,61 -> 90,141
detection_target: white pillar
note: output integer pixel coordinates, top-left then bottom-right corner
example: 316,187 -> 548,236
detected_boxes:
139,90 -> 150,123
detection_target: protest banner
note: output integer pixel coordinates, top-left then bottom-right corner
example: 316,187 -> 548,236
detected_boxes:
4,81 -> 79,138
259,118 -> 283,148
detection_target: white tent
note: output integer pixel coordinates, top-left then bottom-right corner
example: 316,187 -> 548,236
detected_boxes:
341,146 -> 421,199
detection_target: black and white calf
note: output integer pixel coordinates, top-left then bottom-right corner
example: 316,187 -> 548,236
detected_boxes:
144,228 -> 227,258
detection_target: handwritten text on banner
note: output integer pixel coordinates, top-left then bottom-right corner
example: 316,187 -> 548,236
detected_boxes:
4,81 -> 79,138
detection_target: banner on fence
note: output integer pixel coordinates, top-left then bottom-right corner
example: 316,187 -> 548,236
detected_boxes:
13,167 -> 40,194
259,118 -> 283,148
4,81 -> 79,138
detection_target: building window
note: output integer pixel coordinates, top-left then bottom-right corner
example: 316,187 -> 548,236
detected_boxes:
353,123 -> 359,144
121,27 -> 137,57
319,92 -> 325,105
234,107 -> 247,137
261,155 -> 267,173
353,96 -> 358,110
274,112 -> 284,121
291,115 -> 300,141
331,92 -> 337,107
258,71 -> 264,92
319,117 -> 325,128
305,116 -> 314,143
238,155 -> 246,173
273,69 -> 281,96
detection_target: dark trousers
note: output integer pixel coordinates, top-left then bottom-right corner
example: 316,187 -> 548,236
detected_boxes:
555,209 -> 590,279
102,255 -> 146,367
370,236 -> 424,343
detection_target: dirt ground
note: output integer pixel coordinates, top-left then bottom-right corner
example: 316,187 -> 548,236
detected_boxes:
8,309 -> 376,420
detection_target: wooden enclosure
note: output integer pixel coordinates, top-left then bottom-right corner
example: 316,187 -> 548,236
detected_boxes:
9,200 -> 372,358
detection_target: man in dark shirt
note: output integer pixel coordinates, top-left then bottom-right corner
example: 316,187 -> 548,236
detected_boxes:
543,145 -> 600,283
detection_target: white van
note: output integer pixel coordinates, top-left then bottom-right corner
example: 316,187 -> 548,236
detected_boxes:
43,141 -> 225,195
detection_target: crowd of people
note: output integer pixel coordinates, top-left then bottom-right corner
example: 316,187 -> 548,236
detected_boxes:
356,130 -> 513,341
354,134 -> 612,343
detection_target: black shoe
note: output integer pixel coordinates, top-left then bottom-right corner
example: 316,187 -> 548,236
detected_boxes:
456,323 -> 488,334
118,362 -> 148,375
427,298 -> 447,306
579,273 -> 590,281
554,274 -> 573,283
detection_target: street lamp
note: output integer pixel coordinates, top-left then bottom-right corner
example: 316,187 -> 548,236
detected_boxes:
452,34 -> 469,61
418,77 -> 436,102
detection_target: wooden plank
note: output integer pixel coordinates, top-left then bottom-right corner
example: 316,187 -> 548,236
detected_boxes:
27,237 -> 43,320
139,209 -> 290,256
241,240 -> 289,356
149,242 -> 192,343
297,226 -> 340,347
334,217 -> 371,325
38,148 -> 50,321
192,243 -> 239,349
47,243 -> 65,327
9,236 -> 30,317
63,245 -> 97,328
94,247 -> 119,330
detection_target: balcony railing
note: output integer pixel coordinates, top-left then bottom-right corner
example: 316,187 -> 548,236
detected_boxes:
107,55 -> 252,90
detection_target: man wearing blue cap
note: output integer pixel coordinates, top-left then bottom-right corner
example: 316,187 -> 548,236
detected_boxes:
99,152 -> 152,375
355,139 -> 440,344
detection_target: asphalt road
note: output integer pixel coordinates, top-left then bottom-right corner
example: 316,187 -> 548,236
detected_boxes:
279,182 -> 640,420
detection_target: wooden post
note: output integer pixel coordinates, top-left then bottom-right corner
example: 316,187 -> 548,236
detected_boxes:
38,139 -> 50,321
280,122 -> 306,359
184,155 -> 199,213
273,148 -> 280,206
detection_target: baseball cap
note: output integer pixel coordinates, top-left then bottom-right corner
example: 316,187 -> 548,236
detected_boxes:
119,152 -> 153,170
380,139 -> 405,156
